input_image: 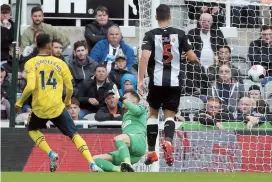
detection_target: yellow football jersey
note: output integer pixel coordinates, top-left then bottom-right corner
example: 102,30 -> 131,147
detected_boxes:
16,55 -> 73,119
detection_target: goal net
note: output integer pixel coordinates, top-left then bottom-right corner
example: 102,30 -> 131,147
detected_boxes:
135,0 -> 272,172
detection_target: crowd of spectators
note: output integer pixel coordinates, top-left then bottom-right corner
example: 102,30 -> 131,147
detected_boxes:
0,4 -> 271,129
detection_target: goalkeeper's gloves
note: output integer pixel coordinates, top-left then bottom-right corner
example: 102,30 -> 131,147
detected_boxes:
112,84 -> 125,102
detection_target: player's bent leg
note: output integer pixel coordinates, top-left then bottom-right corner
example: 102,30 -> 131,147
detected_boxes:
114,134 -> 131,164
52,109 -> 102,172
28,130 -> 59,172
145,107 -> 159,165
113,134 -> 135,172
161,109 -> 176,166
93,154 -> 119,172
27,113 -> 59,172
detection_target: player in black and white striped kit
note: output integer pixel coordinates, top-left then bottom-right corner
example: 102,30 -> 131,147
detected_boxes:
138,4 -> 199,166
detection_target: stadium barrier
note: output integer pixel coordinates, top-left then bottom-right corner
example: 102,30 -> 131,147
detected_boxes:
1,122 -> 271,172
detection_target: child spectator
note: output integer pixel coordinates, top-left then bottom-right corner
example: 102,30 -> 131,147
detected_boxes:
194,97 -> 234,130
108,53 -> 130,89
68,97 -> 81,121
119,74 -> 137,96
95,90 -> 124,121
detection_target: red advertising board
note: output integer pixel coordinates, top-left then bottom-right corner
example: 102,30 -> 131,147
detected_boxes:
23,134 -> 117,172
23,132 -> 272,172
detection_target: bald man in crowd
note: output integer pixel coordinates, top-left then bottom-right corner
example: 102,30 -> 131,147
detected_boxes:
188,13 -> 228,70
90,25 -> 135,72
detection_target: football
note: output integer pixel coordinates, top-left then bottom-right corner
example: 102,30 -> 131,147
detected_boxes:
248,65 -> 267,82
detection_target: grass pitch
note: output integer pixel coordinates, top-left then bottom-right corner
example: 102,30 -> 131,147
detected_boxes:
1,172 -> 271,182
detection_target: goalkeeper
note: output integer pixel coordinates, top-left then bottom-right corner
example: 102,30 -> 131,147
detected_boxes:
94,87 -> 147,172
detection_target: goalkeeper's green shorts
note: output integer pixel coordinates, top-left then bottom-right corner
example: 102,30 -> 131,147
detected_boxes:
109,133 -> 146,165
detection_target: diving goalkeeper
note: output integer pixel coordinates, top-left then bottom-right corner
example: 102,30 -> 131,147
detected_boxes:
94,87 -> 147,172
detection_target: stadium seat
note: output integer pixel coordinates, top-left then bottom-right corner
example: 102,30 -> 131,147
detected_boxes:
230,56 -> 251,77
83,113 -> 96,121
243,79 -> 264,98
178,96 -> 204,121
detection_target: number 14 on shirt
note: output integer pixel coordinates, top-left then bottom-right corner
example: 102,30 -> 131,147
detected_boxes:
39,70 -> 57,90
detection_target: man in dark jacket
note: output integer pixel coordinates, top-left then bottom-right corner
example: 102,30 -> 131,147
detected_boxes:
207,45 -> 243,84
95,90 -> 124,121
1,4 -> 14,61
68,40 -> 98,96
77,65 -> 115,118
194,97 -> 234,130
84,5 -> 114,50
248,25 -> 272,76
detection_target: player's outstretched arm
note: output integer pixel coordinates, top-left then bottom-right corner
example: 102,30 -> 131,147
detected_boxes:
185,50 -> 200,65
62,64 -> 74,107
16,61 -> 36,108
123,100 -> 144,116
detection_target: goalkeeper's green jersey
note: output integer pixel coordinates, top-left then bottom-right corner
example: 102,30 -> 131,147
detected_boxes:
122,101 -> 147,136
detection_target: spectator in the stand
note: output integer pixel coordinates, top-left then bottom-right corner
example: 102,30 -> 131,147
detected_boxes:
207,45 -> 243,84
52,39 -> 65,62
119,74 -> 137,96
84,5 -> 114,50
207,64 -> 245,112
21,6 -> 70,50
95,90 -> 124,121
90,25 -> 135,71
194,97 -> 234,130
69,40 -> 98,96
68,97 -> 81,121
108,52 -> 131,89
22,29 -> 45,57
1,90 -> 10,120
1,4 -> 14,61
248,99 -> 272,128
188,13 -> 227,70
248,25 -> 272,76
233,96 -> 254,122
0,65 -> 10,101
77,65 -> 115,118
247,85 -> 262,106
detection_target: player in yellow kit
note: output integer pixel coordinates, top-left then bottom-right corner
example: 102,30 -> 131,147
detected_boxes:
15,34 -> 102,172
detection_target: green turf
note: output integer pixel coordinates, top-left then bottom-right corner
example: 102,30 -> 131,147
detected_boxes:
1,172 -> 271,182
